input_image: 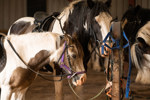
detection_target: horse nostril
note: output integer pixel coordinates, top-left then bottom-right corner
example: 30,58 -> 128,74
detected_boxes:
81,77 -> 85,83
80,74 -> 87,84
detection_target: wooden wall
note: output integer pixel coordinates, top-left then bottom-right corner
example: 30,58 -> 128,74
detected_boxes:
47,0 -> 129,20
136,0 -> 150,9
1,0 -> 150,32
0,0 -> 26,32
110,0 -> 128,20
47,0 -> 69,15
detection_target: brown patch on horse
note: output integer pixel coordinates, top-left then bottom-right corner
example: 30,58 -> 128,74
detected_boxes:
9,67 -> 36,90
28,50 -> 51,70
9,50 -> 51,90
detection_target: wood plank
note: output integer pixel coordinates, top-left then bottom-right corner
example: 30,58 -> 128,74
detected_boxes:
117,0 -> 123,20
136,0 -> 142,6
17,0 -> 22,18
22,0 -> 27,16
110,0 -> 117,19
0,0 -> 4,30
142,0 -> 147,8
148,0 -> 150,8
123,0 -> 128,14
122,0 -> 128,16
10,0 -> 16,26
3,0 -> 9,30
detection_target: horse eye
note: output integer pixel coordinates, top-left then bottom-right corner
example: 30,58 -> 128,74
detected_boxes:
72,54 -> 76,59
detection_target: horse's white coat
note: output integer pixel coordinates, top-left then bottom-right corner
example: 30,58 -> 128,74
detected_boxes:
95,12 -> 112,40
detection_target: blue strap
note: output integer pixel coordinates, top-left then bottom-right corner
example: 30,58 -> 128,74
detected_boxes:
123,31 -> 132,98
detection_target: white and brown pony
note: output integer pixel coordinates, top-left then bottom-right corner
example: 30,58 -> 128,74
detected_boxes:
0,32 -> 86,100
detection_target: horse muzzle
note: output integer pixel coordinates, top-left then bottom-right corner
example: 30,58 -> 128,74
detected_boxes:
99,42 -> 113,57
72,73 -> 87,86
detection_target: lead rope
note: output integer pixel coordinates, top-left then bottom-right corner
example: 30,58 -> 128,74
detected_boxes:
68,79 -> 105,100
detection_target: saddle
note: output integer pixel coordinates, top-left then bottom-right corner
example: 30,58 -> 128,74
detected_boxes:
0,36 -> 6,72
33,11 -> 60,32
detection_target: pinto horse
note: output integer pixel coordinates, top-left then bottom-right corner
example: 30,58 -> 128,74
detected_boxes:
0,32 -> 86,100
122,5 -> 150,84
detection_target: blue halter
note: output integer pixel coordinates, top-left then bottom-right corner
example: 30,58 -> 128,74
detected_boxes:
101,25 -> 132,98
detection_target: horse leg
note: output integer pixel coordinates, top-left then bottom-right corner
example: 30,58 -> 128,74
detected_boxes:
1,85 -> 12,100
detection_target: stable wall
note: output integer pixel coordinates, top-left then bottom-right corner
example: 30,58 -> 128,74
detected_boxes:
1,0 -> 150,32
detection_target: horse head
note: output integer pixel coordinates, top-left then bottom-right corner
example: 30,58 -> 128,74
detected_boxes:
86,0 -> 112,57
59,34 -> 86,86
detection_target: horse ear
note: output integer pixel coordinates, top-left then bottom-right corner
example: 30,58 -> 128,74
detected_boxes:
105,0 -> 112,8
64,34 -> 71,44
134,5 -> 141,13
87,0 -> 95,9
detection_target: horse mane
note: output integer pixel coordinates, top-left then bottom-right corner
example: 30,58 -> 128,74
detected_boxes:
62,0 -> 111,35
62,0 -> 110,58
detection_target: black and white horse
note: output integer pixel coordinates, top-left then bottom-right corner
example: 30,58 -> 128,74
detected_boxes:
0,32 -> 86,100
122,5 -> 150,84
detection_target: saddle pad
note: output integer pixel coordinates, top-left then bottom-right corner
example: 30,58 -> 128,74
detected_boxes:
0,36 -> 6,72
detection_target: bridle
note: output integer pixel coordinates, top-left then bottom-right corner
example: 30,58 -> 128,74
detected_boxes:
57,41 -> 85,79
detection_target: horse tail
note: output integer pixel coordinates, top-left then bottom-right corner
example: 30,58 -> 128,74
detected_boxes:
131,43 -> 144,70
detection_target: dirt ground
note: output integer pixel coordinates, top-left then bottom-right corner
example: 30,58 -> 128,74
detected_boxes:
25,67 -> 150,100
